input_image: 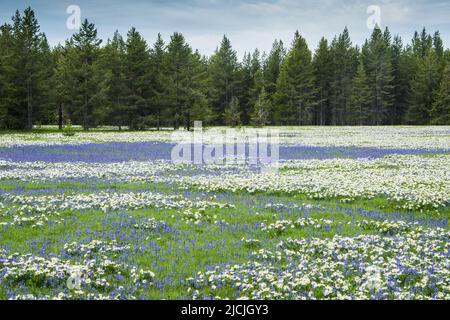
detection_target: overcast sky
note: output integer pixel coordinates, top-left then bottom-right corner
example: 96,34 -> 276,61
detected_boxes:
0,0 -> 449,57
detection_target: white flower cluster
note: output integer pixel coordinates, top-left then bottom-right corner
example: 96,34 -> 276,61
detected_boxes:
1,126 -> 449,149
261,217 -> 333,235
0,241 -> 155,300
356,219 -> 416,235
63,240 -> 131,259
181,208 -> 216,225
192,228 -> 450,300
133,217 -> 164,231
1,191 -> 232,227
182,155 -> 450,210
0,160 -> 170,183
241,238 -> 262,248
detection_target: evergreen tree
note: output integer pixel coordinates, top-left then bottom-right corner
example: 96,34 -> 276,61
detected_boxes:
430,61 -> 450,124
223,96 -> 241,127
124,28 -> 151,130
250,87 -> 271,127
0,23 -> 15,129
149,33 -> 167,129
71,19 -> 102,130
165,32 -> 192,129
54,42 -> 77,128
185,50 -> 213,129
313,38 -> 332,125
274,31 -> 315,125
263,40 -> 285,98
238,49 -> 264,124
365,26 -> 394,125
348,61 -> 372,125
95,31 -> 127,129
208,36 -> 239,124
329,27 -> 358,125
18,7 -> 41,130
390,35 -> 414,124
35,35 -> 56,125
7,8 -> 49,130
406,28 -> 441,124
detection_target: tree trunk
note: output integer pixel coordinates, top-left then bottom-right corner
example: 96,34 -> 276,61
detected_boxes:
27,82 -> 33,131
58,103 -> 63,130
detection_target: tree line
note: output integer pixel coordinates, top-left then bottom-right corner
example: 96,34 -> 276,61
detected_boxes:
0,7 -> 449,131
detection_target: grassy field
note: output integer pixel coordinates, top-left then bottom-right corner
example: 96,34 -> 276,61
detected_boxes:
0,127 -> 449,300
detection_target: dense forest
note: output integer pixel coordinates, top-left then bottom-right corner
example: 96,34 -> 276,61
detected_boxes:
0,7 -> 449,131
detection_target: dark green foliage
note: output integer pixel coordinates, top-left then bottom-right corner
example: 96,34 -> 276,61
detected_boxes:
223,96 -> 241,127
273,31 -> 316,125
430,60 -> 450,124
149,33 -> 167,130
250,87 -> 271,127
0,8 -> 53,130
312,38 -> 332,125
0,7 -> 448,130
70,19 -> 103,131
364,27 -> 395,125
328,28 -> 358,125
95,31 -> 127,129
348,61 -> 372,125
406,28 -> 443,124
208,36 -> 239,125
124,28 -> 151,130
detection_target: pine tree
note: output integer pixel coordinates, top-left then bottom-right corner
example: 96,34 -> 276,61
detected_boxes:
237,49 -> 264,124
149,33 -> 167,130
54,42 -> 77,128
274,31 -> 315,125
124,27 -> 151,130
249,50 -> 264,112
406,28 -> 441,124
0,23 -> 15,129
223,96 -> 241,127
208,36 -> 239,124
34,35 -> 56,125
7,8 -> 48,130
430,61 -> 450,124
390,36 -> 414,124
94,31 -> 127,129
186,51 -> 213,129
263,40 -> 285,98
365,26 -> 394,125
348,61 -> 372,125
407,52 -> 439,124
71,19 -> 102,130
313,38 -> 332,125
165,32 -> 192,129
329,27 -> 358,125
236,52 -> 253,124
250,87 -> 271,127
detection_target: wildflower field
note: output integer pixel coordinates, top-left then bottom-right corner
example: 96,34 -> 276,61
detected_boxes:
0,126 -> 449,300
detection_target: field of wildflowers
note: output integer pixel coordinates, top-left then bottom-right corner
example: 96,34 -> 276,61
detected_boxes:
0,126 -> 449,300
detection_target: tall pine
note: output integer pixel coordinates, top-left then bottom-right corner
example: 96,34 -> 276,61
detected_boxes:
71,19 -> 102,130
208,36 -> 239,124
274,31 -> 315,125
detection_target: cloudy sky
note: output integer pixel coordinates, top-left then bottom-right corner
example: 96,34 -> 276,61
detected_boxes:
0,0 -> 449,57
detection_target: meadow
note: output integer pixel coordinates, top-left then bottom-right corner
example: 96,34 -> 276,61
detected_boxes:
0,126 -> 449,300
